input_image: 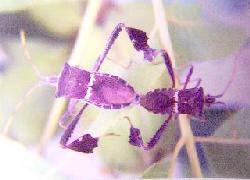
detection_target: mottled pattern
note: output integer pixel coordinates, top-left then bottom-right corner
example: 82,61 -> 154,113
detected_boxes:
139,88 -> 175,114
56,63 -> 90,99
129,126 -> 143,147
67,134 -> 98,153
125,27 -> 157,61
88,73 -> 137,108
178,87 -> 204,117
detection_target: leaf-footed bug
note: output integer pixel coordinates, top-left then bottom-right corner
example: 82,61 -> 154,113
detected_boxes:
126,57 -> 237,151
3,23 -> 176,153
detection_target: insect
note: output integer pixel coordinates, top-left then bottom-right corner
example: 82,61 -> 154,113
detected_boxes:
3,23 -> 175,153
126,61 -> 235,150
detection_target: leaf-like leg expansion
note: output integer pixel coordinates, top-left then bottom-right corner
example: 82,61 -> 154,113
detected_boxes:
125,115 -> 173,150
65,132 -> 119,153
124,116 -> 144,147
125,26 -> 158,61
145,114 -> 172,150
67,134 -> 98,153
129,126 -> 144,147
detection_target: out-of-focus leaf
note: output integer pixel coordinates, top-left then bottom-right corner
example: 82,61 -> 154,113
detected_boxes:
0,135 -> 65,180
142,158 -> 170,178
0,0 -> 68,12
180,41 -> 250,108
199,0 -> 250,32
191,107 -> 237,136
29,1 -> 83,36
203,108 -> 250,178
142,155 -> 192,178
163,1 -> 247,64
0,38 -> 67,143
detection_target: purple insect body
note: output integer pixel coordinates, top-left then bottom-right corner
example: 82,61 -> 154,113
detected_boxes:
56,24 -> 233,152
67,134 -> 98,153
178,87 -> 204,117
127,65 -> 231,150
8,23 -> 181,153
56,63 -> 90,99
140,88 -> 175,114
125,27 -> 158,61
55,23 -> 176,153
56,63 -> 138,108
87,73 -> 138,109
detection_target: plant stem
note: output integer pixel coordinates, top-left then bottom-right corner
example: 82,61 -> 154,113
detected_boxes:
195,136 -> 250,145
168,137 -> 185,176
38,0 -> 102,153
152,0 -> 203,177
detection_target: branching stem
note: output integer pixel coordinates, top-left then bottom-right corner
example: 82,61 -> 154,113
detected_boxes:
38,0 -> 102,153
152,0 -> 203,177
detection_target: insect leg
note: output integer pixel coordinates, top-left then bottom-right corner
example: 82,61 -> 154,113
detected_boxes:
60,104 -> 88,147
125,115 -> 173,150
93,23 -> 124,72
61,104 -> 119,153
62,23 -> 125,145
145,114 -> 172,150
161,51 -> 175,88
183,65 -> 194,89
58,99 -> 79,128
106,56 -> 137,69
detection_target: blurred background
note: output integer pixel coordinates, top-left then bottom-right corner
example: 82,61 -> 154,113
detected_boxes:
0,0 -> 249,179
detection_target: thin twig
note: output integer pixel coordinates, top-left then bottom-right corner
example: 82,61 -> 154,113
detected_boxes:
152,0 -> 203,177
168,137 -> 185,176
195,136 -> 250,145
38,0 -> 102,153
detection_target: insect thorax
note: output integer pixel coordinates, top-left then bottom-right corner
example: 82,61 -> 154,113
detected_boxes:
139,88 -> 175,114
56,63 -> 91,99
177,87 -> 204,117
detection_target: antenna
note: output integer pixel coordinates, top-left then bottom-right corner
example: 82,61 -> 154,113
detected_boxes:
2,30 -> 46,135
20,30 -> 43,79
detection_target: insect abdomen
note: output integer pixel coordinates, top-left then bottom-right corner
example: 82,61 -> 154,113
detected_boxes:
86,73 -> 137,108
139,88 -> 175,114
